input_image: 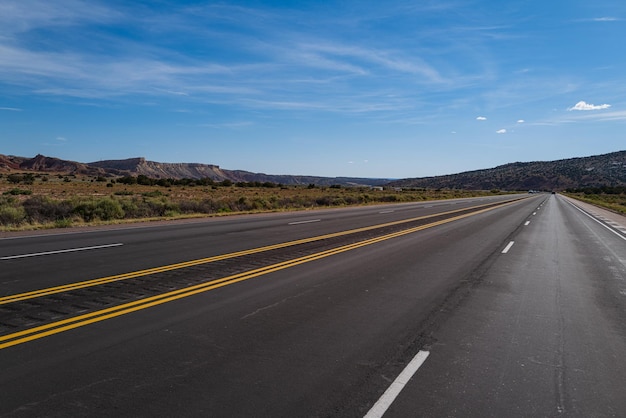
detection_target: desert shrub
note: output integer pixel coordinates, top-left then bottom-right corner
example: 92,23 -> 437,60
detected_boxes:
142,198 -> 180,217
142,190 -> 163,198
315,196 -> 331,206
23,196 -> 73,223
3,188 -> 32,195
380,194 -> 400,202
117,176 -> 137,185
120,198 -> 152,218
54,218 -> 73,228
0,206 -> 26,226
73,198 -> 125,221
314,196 -> 347,206
7,174 -> 23,184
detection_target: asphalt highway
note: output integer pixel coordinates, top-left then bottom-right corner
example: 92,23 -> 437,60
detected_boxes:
1,194 -> 625,417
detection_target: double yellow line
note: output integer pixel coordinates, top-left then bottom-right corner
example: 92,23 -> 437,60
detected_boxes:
0,199 -> 519,306
0,199 -> 519,350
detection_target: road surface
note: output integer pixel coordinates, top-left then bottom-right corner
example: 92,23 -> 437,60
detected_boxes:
1,194 -> 625,417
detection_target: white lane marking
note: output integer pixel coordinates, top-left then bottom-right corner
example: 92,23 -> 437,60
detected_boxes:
424,205 -> 433,208
532,212 -> 537,216
288,219 -> 321,225
565,201 -> 626,242
524,221 -> 531,226
1,243 -> 124,260
502,241 -> 515,254
379,210 -> 395,214
364,350 -> 430,418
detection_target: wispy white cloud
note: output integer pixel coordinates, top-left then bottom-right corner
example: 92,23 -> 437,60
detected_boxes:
568,101 -> 611,111
566,110 -> 626,121
0,106 -> 22,111
496,129 -> 507,134
535,107 -> 626,125
476,116 -> 487,120
0,0 -> 123,34
196,121 -> 254,129
592,17 -> 619,22
517,119 -> 524,123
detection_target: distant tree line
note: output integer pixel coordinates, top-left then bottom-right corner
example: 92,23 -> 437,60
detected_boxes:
114,174 -> 280,188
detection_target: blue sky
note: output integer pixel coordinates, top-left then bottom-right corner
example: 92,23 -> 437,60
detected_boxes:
1,0 -> 625,178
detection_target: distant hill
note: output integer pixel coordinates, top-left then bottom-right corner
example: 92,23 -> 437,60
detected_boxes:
0,154 -> 110,176
2,151 -> 625,190
0,154 -> 390,187
88,157 -> 390,187
389,151 -> 626,191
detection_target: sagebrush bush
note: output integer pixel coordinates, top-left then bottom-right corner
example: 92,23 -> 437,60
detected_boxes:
0,206 -> 26,226
23,196 -> 73,223
72,198 -> 125,221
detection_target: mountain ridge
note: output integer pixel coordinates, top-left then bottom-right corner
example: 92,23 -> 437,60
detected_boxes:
2,151 -> 625,190
0,154 -> 390,187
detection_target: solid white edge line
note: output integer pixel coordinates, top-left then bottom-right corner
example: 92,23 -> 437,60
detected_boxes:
1,243 -> 124,260
364,350 -> 430,418
502,241 -> 515,254
288,219 -> 321,225
564,200 -> 626,241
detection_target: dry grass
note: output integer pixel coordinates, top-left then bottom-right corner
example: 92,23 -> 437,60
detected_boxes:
562,192 -> 626,215
1,173 -> 510,231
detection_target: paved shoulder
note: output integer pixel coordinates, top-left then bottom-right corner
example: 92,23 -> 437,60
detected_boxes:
561,194 -> 626,234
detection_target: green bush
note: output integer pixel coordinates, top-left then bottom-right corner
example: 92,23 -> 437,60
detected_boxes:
73,198 -> 125,221
7,174 -> 23,184
54,218 -> 73,228
3,188 -> 32,195
0,206 -> 26,226
142,190 -> 163,198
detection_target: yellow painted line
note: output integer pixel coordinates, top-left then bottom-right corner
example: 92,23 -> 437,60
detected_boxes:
0,201 -> 517,350
0,198 -> 525,306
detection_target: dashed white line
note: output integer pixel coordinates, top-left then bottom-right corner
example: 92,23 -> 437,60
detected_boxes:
502,241 -> 515,254
532,212 -> 537,216
1,243 -> 124,260
379,210 -> 395,214
288,219 -> 321,225
524,221 -> 531,226
364,350 -> 430,418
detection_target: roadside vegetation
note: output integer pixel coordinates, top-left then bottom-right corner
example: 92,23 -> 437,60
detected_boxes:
563,186 -> 626,215
0,173 -> 512,231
